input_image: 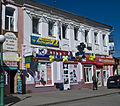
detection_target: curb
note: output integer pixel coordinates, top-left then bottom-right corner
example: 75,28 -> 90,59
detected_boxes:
37,92 -> 120,106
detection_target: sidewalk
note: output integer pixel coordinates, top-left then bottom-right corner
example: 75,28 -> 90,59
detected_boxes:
5,87 -> 120,106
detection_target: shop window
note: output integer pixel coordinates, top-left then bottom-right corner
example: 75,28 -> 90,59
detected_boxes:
84,67 -> 92,83
48,20 -> 54,36
69,64 -> 77,84
74,27 -> 79,40
5,7 -> 15,31
85,30 -> 89,43
32,17 -> 39,34
62,24 -> 67,39
35,62 -> 53,87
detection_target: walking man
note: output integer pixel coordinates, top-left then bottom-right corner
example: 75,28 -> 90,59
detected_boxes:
92,74 -> 98,90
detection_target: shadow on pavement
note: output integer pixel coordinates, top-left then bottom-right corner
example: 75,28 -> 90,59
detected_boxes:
4,95 -> 31,106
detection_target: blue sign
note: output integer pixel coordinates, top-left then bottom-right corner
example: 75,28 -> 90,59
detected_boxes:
17,70 -> 22,93
75,52 -> 85,56
36,48 -> 76,60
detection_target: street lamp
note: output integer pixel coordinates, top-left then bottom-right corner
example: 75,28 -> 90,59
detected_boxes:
0,35 -> 5,106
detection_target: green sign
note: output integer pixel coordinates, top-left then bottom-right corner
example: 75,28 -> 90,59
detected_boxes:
25,57 -> 31,63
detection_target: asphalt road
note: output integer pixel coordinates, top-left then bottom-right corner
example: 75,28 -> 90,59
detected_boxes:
51,93 -> 120,106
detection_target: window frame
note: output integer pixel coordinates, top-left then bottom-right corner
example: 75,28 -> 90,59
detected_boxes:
5,7 -> 15,31
74,27 -> 79,41
103,34 -> 106,46
48,20 -> 55,37
94,32 -> 98,45
32,17 -> 39,34
62,24 -> 67,39
84,67 -> 93,83
85,30 -> 89,43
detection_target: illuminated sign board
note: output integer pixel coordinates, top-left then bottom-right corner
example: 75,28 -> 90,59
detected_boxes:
31,36 -> 59,47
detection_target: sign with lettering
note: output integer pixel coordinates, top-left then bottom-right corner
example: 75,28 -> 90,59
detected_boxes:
3,52 -> 18,61
3,32 -> 18,51
31,36 -> 59,47
103,58 -> 115,65
35,48 -> 75,60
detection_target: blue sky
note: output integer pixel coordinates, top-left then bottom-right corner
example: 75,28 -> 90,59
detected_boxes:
35,0 -> 120,57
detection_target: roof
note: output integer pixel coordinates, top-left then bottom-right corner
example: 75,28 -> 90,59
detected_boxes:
7,0 -> 113,30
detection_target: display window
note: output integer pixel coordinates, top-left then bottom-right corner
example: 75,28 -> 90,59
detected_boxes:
69,64 -> 78,84
35,62 -> 53,87
84,66 -> 93,83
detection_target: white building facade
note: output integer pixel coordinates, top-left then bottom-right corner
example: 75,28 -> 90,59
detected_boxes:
2,0 -> 114,93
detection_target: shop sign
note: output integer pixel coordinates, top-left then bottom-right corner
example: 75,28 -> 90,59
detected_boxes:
4,61 -> 18,67
31,36 -> 59,47
96,58 -> 104,66
3,32 -> 18,51
3,52 -> 18,61
103,58 -> 115,65
81,56 -> 96,64
36,48 -> 75,60
24,48 -> 33,57
25,57 -> 31,63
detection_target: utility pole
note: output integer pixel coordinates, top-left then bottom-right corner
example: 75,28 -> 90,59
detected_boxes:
0,0 -> 6,106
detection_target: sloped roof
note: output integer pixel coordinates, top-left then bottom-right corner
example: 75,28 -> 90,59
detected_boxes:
7,0 -> 113,30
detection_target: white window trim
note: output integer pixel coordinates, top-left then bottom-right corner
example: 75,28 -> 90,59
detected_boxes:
84,65 -> 93,83
3,4 -> 18,32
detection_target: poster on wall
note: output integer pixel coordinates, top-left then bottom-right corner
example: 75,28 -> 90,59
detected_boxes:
69,64 -> 77,84
35,63 -> 52,87
4,71 -> 8,86
17,70 -> 22,93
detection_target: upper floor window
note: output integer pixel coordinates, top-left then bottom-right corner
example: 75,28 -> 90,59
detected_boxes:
62,24 -> 67,39
48,21 -> 54,36
85,30 -> 89,43
74,27 -> 79,40
32,17 -> 39,34
94,32 -> 98,44
103,34 -> 106,46
5,7 -> 15,31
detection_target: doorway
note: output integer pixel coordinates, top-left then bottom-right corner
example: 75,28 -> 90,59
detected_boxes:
63,64 -> 70,90
103,70 -> 107,86
96,70 -> 102,87
10,70 -> 17,93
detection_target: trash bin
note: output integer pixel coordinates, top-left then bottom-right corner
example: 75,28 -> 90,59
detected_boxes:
59,83 -> 63,91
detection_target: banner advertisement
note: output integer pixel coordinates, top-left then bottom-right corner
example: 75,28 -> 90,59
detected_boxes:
17,70 -> 22,93
69,64 -> 77,84
35,63 -> 52,87
4,71 -> 8,86
31,36 -> 59,47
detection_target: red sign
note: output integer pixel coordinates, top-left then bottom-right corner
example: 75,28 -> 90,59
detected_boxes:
81,56 -> 103,66
96,57 -> 104,66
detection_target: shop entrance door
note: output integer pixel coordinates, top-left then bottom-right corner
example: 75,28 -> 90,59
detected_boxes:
63,64 -> 70,90
10,70 -> 17,93
103,70 -> 107,86
96,70 -> 102,87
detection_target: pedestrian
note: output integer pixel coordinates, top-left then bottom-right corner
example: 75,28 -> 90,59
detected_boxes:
92,74 -> 98,90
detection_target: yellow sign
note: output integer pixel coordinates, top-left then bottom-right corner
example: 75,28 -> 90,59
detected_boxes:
26,63 -> 30,68
31,36 -> 59,47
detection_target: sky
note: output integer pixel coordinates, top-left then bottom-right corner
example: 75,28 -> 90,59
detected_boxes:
35,0 -> 120,57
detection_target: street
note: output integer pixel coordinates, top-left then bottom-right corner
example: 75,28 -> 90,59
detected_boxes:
51,93 -> 120,106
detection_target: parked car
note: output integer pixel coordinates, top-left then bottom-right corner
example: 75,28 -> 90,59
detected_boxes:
107,75 -> 120,89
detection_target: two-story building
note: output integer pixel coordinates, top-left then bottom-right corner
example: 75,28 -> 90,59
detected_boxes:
2,0 -> 114,94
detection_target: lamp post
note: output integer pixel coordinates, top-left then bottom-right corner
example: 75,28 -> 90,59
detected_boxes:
0,35 -> 5,106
